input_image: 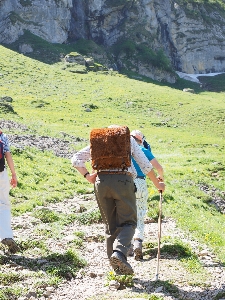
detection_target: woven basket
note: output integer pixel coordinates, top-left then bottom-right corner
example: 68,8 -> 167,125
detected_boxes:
90,126 -> 131,170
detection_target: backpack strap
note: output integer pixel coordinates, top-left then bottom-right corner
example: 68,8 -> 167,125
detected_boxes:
0,132 -> 5,171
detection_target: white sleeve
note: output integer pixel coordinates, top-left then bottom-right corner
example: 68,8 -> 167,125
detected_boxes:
71,145 -> 91,168
130,137 -> 153,174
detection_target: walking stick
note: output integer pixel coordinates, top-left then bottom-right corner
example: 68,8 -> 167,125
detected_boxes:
155,190 -> 163,281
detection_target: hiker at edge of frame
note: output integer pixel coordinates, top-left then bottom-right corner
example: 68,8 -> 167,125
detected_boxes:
0,130 -> 20,254
128,129 -> 164,261
71,125 -> 165,276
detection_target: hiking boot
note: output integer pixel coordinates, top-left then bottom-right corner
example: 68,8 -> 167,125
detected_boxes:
111,264 -> 122,275
133,239 -> 143,260
1,238 -> 20,254
113,267 -> 123,275
110,251 -> 134,275
127,244 -> 134,256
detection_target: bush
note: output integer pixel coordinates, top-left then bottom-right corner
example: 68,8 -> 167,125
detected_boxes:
32,208 -> 60,223
46,249 -> 86,279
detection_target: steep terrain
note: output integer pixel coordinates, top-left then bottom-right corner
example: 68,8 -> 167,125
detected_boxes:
0,44 -> 224,300
1,0 -> 225,81
0,125 -> 224,300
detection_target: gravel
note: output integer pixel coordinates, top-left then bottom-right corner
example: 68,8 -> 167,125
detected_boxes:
10,198 -> 225,300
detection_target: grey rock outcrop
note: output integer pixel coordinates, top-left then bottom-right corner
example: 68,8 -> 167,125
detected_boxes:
0,0 -> 225,77
19,43 -> 33,54
65,53 -> 86,65
160,1 -> 225,74
0,0 -> 73,44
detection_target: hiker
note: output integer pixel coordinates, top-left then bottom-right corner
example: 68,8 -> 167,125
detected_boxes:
71,125 -> 165,275
129,129 -> 164,260
0,131 -> 20,253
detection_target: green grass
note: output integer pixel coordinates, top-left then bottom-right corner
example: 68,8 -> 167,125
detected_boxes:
74,208 -> 102,225
32,208 -> 60,223
0,287 -> 24,300
106,271 -> 134,288
176,0 -> 225,10
0,44 -> 224,259
45,249 -> 87,280
20,239 -> 47,251
3,31 -> 108,67
9,147 -> 84,215
161,238 -> 206,274
0,249 -> 87,299
214,292 -> 225,300
198,73 -> 225,92
0,43 -> 225,298
148,296 -> 164,300
0,272 -> 23,285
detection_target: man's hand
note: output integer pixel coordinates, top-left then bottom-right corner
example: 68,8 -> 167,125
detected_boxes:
158,181 -> 165,192
75,167 -> 97,184
10,174 -> 17,188
146,169 -> 165,192
85,172 -> 97,184
157,175 -> 164,182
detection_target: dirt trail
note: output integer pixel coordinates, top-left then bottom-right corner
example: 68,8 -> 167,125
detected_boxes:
1,120 -> 224,300
10,195 -> 225,300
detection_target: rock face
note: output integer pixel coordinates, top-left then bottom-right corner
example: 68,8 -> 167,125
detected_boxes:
0,0 -> 73,44
0,0 -> 225,75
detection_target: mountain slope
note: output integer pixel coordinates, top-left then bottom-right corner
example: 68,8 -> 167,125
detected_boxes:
0,45 -> 224,300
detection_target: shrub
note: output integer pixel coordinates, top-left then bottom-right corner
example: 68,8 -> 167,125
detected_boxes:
106,271 -> 134,288
32,208 -> 60,223
75,209 -> 102,225
45,249 -> 86,279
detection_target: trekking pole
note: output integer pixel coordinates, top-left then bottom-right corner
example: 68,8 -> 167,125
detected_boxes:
155,190 -> 163,281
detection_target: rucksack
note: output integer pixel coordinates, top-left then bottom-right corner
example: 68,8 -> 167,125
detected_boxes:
143,139 -> 152,152
0,132 -> 6,172
90,126 -> 131,171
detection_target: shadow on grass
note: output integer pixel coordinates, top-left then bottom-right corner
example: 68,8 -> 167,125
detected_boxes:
143,241 -> 192,260
3,30 -> 66,65
121,69 -> 225,93
150,193 -> 175,203
4,31 -> 225,94
0,103 -> 17,115
0,249 -> 86,281
130,278 -> 225,300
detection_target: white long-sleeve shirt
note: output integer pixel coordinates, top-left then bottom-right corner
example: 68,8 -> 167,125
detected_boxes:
71,137 -> 153,179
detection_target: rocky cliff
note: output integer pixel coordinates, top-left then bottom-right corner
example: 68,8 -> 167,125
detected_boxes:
1,0 -> 225,79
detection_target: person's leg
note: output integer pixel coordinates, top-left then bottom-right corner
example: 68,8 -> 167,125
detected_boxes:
133,178 -> 148,241
95,173 -> 137,274
94,174 -> 118,259
0,170 -> 13,240
132,178 -> 148,260
0,169 -> 19,253
108,174 -> 137,274
111,174 -> 137,257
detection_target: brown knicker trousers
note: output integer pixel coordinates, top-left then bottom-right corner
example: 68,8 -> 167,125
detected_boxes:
94,173 -> 137,258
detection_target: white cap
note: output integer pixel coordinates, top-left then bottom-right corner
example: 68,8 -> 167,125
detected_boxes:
130,130 -> 144,142
108,124 -> 121,128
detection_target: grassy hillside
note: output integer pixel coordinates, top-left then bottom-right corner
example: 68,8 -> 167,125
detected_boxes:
0,43 -> 225,278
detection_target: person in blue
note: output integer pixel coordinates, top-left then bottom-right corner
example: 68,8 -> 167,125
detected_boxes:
130,130 -> 164,260
143,139 -> 152,152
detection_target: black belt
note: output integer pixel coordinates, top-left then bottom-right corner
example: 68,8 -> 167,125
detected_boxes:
136,176 -> 145,179
97,171 -> 132,177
